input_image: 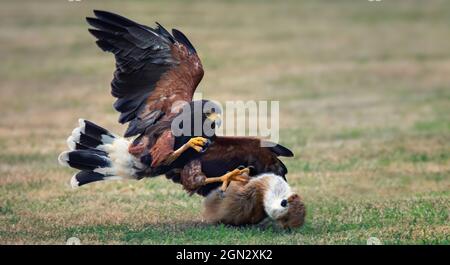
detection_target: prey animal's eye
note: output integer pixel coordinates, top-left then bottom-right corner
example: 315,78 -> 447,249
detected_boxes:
281,199 -> 288,207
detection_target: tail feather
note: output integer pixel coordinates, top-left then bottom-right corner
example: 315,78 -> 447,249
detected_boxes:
59,119 -> 142,188
66,119 -> 115,150
66,127 -> 101,150
70,171 -> 124,188
81,119 -> 115,143
58,150 -> 111,171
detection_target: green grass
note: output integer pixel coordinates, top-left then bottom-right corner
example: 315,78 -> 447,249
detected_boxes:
0,0 -> 449,244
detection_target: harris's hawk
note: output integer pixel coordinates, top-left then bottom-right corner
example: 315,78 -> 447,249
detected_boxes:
58,10 -> 293,197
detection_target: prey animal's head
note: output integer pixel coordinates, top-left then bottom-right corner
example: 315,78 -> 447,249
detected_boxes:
262,174 -> 306,229
274,194 -> 305,229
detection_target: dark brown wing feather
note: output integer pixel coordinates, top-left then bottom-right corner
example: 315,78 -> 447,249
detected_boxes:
166,136 -> 294,196
201,136 -> 293,178
87,10 -> 203,137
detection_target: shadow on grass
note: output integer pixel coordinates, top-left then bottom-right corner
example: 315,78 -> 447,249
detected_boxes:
61,220 -> 309,244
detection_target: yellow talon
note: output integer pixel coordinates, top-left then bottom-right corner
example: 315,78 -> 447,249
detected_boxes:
219,168 -> 250,191
164,137 -> 210,165
203,167 -> 251,192
192,146 -> 203,152
188,137 -> 208,153
238,168 -> 250,176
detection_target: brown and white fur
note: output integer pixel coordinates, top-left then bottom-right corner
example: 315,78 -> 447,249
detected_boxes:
203,173 -> 305,229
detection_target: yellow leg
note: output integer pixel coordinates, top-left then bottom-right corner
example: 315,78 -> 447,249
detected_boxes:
204,168 -> 250,192
164,137 -> 209,165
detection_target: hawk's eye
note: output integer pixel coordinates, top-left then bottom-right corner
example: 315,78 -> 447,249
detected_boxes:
281,199 -> 288,207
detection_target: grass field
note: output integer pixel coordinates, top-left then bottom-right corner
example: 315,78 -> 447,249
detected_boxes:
0,0 -> 449,244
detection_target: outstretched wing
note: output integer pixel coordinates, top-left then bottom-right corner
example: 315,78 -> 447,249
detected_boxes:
87,10 -> 204,137
201,136 -> 293,178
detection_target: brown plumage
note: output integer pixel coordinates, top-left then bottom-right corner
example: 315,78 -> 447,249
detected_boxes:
87,10 -> 204,138
59,10 -> 223,187
87,9 -> 210,170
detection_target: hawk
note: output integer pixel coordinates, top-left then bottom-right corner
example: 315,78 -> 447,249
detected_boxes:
58,10 -> 304,228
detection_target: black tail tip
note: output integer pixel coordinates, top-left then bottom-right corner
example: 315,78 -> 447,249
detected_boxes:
70,171 -> 108,188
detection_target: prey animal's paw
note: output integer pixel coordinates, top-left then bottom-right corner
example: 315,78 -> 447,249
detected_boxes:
188,137 -> 210,153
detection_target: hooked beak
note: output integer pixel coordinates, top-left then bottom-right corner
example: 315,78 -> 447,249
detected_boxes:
207,113 -> 222,128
